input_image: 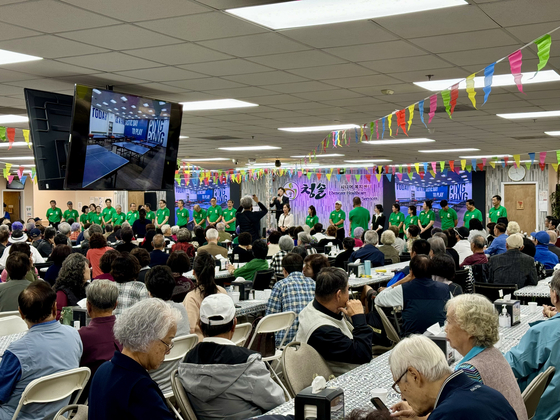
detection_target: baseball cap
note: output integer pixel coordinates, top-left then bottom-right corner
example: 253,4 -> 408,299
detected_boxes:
335,200 -> 342,205
454,227 -> 469,239
34,217 -> 42,222
199,294 -> 236,326
531,231 -> 550,245
29,228 -> 41,238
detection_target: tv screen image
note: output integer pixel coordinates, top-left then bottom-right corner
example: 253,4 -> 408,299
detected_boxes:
65,85 -> 182,191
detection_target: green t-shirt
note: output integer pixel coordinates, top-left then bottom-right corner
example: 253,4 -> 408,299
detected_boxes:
389,212 -> 405,233
112,212 -> 126,226
404,215 -> 418,231
126,210 -> 139,225
46,207 -> 62,223
90,213 -> 103,225
306,215 -> 319,229
193,209 -> 207,228
440,207 -> 458,230
102,207 -> 116,223
79,213 -> 88,225
63,209 -> 79,222
464,208 -> 483,229
156,207 -> 170,225
488,205 -> 507,223
222,208 -> 237,231
145,211 -> 155,222
419,210 -> 435,227
206,205 -> 223,223
349,206 -> 370,237
329,209 -> 346,229
176,208 -> 189,226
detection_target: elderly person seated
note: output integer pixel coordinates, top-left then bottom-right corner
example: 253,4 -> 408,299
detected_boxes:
353,227 -> 364,247
36,226 -> 55,258
170,225 -> 179,242
197,228 -> 228,259
58,221 -> 72,247
0,242 -> 38,284
232,231 -> 254,263
70,222 -> 81,241
389,335 -> 517,420
113,254 -> 149,316
161,224 -> 174,243
428,236 -> 446,257
0,252 -> 33,311
520,238 -> 548,280
180,294 -> 285,419
431,253 -> 463,296
216,222 -> 232,243
334,237 -> 355,269
546,230 -> 560,259
488,233 -> 537,289
317,225 -> 341,249
166,250 -> 194,302
88,299 -> 180,420
115,227 -> 137,254
349,230 -> 384,267
507,220 -> 520,235
297,231 -> 316,254
467,218 -> 487,242
388,225 -> 405,255
95,249 -> 120,281
405,225 -> 420,252
531,231 -> 559,269
453,226 -> 473,265
54,253 -> 89,320
379,230 -> 400,264
130,247 -> 151,283
171,228 -> 195,259
302,254 -> 330,281
461,234 -> 488,266
0,281 -> 82,420
228,239 -> 269,281
87,232 -> 113,278
149,234 -> 170,267
446,294 -> 528,420
236,194 -> 268,242
271,234 -> 294,276
267,230 -> 281,256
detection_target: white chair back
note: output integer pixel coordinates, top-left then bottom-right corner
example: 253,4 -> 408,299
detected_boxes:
231,322 -> 252,347
53,404 -> 89,420
11,367 -> 91,420
0,316 -> 28,337
0,311 -> 20,319
165,334 -> 199,362
171,369 -> 198,420
247,311 -> 296,349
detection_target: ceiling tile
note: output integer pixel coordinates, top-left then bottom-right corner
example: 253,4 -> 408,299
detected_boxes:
288,63 -> 376,80
6,59 -> 99,77
410,29 -> 518,54
438,45 -> 526,67
265,81 -> 338,94
223,71 -> 308,85
388,67 -> 472,83
57,52 -> 163,72
479,0 -> 560,26
114,67 -> 206,82
0,68 -> 42,83
243,94 -> 308,105
293,89 -> 364,101
179,59 -> 273,76
505,21 -> 560,43
198,86 -> 275,98
8,78 -> 78,91
197,33 -> 310,57
0,35 -> 110,61
359,55 -> 453,74
322,74 -> 402,89
246,50 -> 346,70
325,41 -> 427,62
0,21 -> 40,40
164,78 -> 245,91
0,0 -> 119,32
124,43 -> 232,65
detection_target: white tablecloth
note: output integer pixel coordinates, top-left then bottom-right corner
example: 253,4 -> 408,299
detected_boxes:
514,278 -> 551,299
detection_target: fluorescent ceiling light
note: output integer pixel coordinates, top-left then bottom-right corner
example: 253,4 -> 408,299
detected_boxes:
184,158 -> 230,162
179,136 -> 190,139
0,115 -> 28,124
218,146 -> 281,151
0,141 -> 32,148
497,110 -> 560,119
1,156 -> 35,160
93,89 -> 101,94
418,148 -> 479,153
110,99 -> 116,104
459,154 -> 512,159
0,48 -> 42,65
180,99 -> 258,111
279,124 -> 359,132
414,70 -> 560,91
227,0 -> 466,30
363,138 -> 435,145
545,131 -> 560,136
344,159 -> 392,163
291,154 -> 345,158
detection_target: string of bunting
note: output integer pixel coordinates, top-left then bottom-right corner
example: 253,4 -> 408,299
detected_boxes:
1,127 -> 32,182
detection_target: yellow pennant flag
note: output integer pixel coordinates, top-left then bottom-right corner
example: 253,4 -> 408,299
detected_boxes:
553,163 -> 559,172
22,129 -> 31,149
489,160 -> 496,169
326,172 -> 332,181
407,104 -> 414,131
375,173 -> 382,182
5,163 -> 12,172
466,73 -> 477,109
414,162 -> 420,174
513,154 -> 521,168
429,169 -> 436,178
460,160 -> 466,170
387,114 -> 393,137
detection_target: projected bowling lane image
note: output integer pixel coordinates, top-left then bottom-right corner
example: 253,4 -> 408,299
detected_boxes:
82,90 -> 170,190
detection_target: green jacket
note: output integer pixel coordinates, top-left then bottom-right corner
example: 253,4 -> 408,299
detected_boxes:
233,259 -> 269,281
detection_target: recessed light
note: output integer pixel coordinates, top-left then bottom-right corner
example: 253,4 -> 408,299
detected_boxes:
131,105 -> 136,109
93,89 -> 101,95
226,0 -> 467,30
363,138 -> 435,145
279,124 -> 360,132
121,107 -> 126,110
143,103 -> 149,107
459,154 -> 512,159
159,101 -> 166,105
497,110 -> 560,119
344,159 -> 392,163
0,115 -> 28,124
180,99 -> 259,111
418,148 -> 479,153
291,154 -> 345,158
218,146 -> 281,151
414,70 -> 560,91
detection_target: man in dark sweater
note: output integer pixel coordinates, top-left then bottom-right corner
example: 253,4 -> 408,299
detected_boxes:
236,194 -> 268,242
348,230 -> 385,267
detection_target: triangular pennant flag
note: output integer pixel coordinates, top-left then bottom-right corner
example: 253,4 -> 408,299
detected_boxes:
22,129 -> 31,149
508,50 -> 524,94
6,127 -> 15,149
525,161 -> 531,170
387,114 -> 393,137
449,160 -> 455,172
431,162 -> 437,173
429,94 -> 437,123
336,174 -> 341,182
396,173 -> 403,181
555,150 -> 560,164
466,165 -> 472,173
441,89 -> 451,118
471,159 -> 477,170
419,100 -> 427,128
0,126 -> 6,141
414,162 -> 420,174
429,169 -> 435,178
2,168 -> 7,179
355,174 -> 361,182
552,163 -> 559,172
381,117 -> 386,139
370,122 -> 374,139
345,174 -> 351,182
386,173 -> 392,182
483,63 -> 495,105
482,158 -> 487,168
20,175 -> 27,185
529,152 -> 535,165
307,171 -> 312,180
500,159 -> 506,168
461,160 -> 466,170
455,166 -> 461,175
477,162 -> 484,171
407,104 -> 414,132
513,154 -> 521,168
503,156 -> 509,166
423,162 -> 428,173
396,109 -> 407,136
365,174 -> 371,182
535,34 -> 552,74
354,128 -> 359,143
440,161 -> 445,172
489,160 -> 496,169
17,166 -> 23,179
407,171 -> 413,180
298,171 -> 302,178
419,172 -> 425,180
375,173 -> 382,182
317,173 -> 322,180
326,172 -> 332,181
466,73 -> 477,109
407,164 -> 411,174
5,163 -> 12,173
450,83 -> 459,116
7,174 -> 14,183
375,120 -> 379,140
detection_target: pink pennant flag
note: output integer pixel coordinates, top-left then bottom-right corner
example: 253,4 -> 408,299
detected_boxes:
392,166 -> 396,175
345,174 -> 351,182
396,173 -> 403,181
540,151 -> 547,170
455,167 -> 461,175
17,166 -> 24,179
7,175 -> 13,183
508,50 -> 524,94
428,94 -> 437,124
431,162 -> 437,173
482,158 -> 487,167
297,171 -> 302,178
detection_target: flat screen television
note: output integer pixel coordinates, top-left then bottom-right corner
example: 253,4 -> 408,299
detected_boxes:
24,88 -> 73,190
65,85 -> 182,190
6,177 -> 25,190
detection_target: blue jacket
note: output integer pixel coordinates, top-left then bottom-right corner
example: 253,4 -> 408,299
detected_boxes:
534,244 -> 559,269
401,277 -> 449,335
89,351 -> 174,420
348,244 -> 385,267
506,314 -> 560,420
485,234 -> 507,256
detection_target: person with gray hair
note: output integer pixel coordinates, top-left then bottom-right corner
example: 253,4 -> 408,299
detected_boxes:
428,236 -> 446,256
216,222 -> 232,242
506,269 -> 560,420
149,234 -> 169,267
197,228 -> 228,258
379,230 -> 400,264
171,228 -> 195,258
460,235 -> 488,267
271,235 -> 295,276
236,194 -> 268,242
488,233 -> 537,288
88,299 -> 180,420
349,230 -> 385,267
389,335 -> 518,420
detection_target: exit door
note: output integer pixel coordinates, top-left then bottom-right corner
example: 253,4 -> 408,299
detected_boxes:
3,191 -> 21,221
503,183 -> 538,234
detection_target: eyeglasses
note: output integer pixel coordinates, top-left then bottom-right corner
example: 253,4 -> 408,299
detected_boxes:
392,369 -> 408,394
160,340 -> 174,353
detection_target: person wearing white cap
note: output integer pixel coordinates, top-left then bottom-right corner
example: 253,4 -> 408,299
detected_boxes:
178,294 -> 285,420
329,200 -> 346,242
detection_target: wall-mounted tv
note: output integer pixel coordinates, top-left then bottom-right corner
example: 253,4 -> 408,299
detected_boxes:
6,177 -> 25,190
65,85 -> 182,191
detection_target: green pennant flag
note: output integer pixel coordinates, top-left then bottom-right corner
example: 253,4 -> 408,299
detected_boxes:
307,171 -> 312,180
31,167 -> 36,178
525,161 -> 532,170
407,171 -> 413,180
355,174 -> 361,182
439,161 -> 445,172
441,90 -> 451,118
535,34 -> 552,72
0,127 -> 6,141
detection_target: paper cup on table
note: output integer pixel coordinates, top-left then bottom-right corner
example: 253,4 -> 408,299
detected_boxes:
255,290 -> 267,301
264,289 -> 272,299
528,302 -> 538,313
230,292 -> 240,303
370,388 -> 388,405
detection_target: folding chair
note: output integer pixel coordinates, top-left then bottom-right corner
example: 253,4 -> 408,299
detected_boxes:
375,305 -> 401,344
231,322 -> 252,347
0,315 -> 28,336
0,311 -> 21,319
474,282 -> 518,301
170,369 -> 198,420
522,366 -> 555,420
251,269 -> 275,291
53,404 -> 89,420
10,367 -> 91,420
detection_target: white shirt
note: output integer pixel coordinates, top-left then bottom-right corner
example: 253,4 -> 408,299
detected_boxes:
313,232 -> 327,242
278,213 -> 294,229
203,336 -> 236,346
453,240 -> 473,265
375,285 -> 404,308
0,243 -> 45,266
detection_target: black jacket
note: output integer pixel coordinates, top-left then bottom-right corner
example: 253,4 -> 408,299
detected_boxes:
236,202 -> 268,242
371,213 -> 386,232
269,195 -> 289,218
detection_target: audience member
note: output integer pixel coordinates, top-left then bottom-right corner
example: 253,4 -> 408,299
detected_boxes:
179,294 -> 284,419
488,234 -> 538,288
54,253 -> 89,319
453,227 -> 473,265
353,227 -> 364,247
70,222 -> 80,241
114,227 -> 136,254
132,208 -> 151,238
171,228 -> 195,259
406,225 -> 420,252
0,230 -> 8,257
521,237 -> 548,280
428,236 -> 446,257
166,250 -> 194,302
485,222 -> 507,256
267,231 -> 282,256
232,231 -> 254,263
36,227 -> 55,258
54,232 -> 69,246
379,230 -> 400,264
447,294 -> 528,420
303,253 -> 330,281
531,231 -> 559,269
430,253 -> 463,296
0,252 -> 32,311
467,218 -> 487,241
461,235 -> 488,266
191,226 -> 206,249
334,237 -> 355,269
112,254 -> 148,316
271,235 -> 294,276
388,225 -> 405,255
0,281 -> 82,420
546,230 -> 560,260
236,195 -> 268,241
130,247 -> 151,283
86,232 -> 113,278
197,228 -> 227,259
349,230 -> 384,267
216,222 -> 232,243
149,234 -> 170,267
88,299 -> 179,420
0,242 -> 37,284
312,223 -> 326,241
95,249 -> 120,281
291,245 -> 307,260
44,244 -> 71,285
229,239 -> 269,281
317,225 -> 342,249
440,229 -> 460,269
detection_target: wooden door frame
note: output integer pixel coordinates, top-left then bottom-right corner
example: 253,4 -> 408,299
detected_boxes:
2,189 -> 22,221
501,182 -> 539,230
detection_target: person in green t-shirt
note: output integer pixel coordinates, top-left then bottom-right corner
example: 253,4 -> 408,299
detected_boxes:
156,199 -> 170,228
79,205 -> 89,230
463,199 -> 483,229
222,200 -> 237,233
90,206 -> 103,225
404,206 -> 418,239
193,204 -> 207,229
418,200 -> 436,239
329,201 -> 346,242
176,199 -> 189,228
62,201 -> 79,223
112,205 -> 126,226
126,203 -> 139,225
389,203 -> 405,238
306,205 -> 319,229
46,200 -> 63,228
144,203 -> 156,223
349,197 -> 370,238
206,197 -> 223,227
439,199 -> 458,231
488,194 -> 507,223
87,203 -> 96,223
102,198 -> 116,227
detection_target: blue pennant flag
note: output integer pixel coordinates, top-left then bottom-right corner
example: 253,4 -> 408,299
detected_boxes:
381,117 -> 386,139
418,100 -> 427,128
483,63 -> 495,105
